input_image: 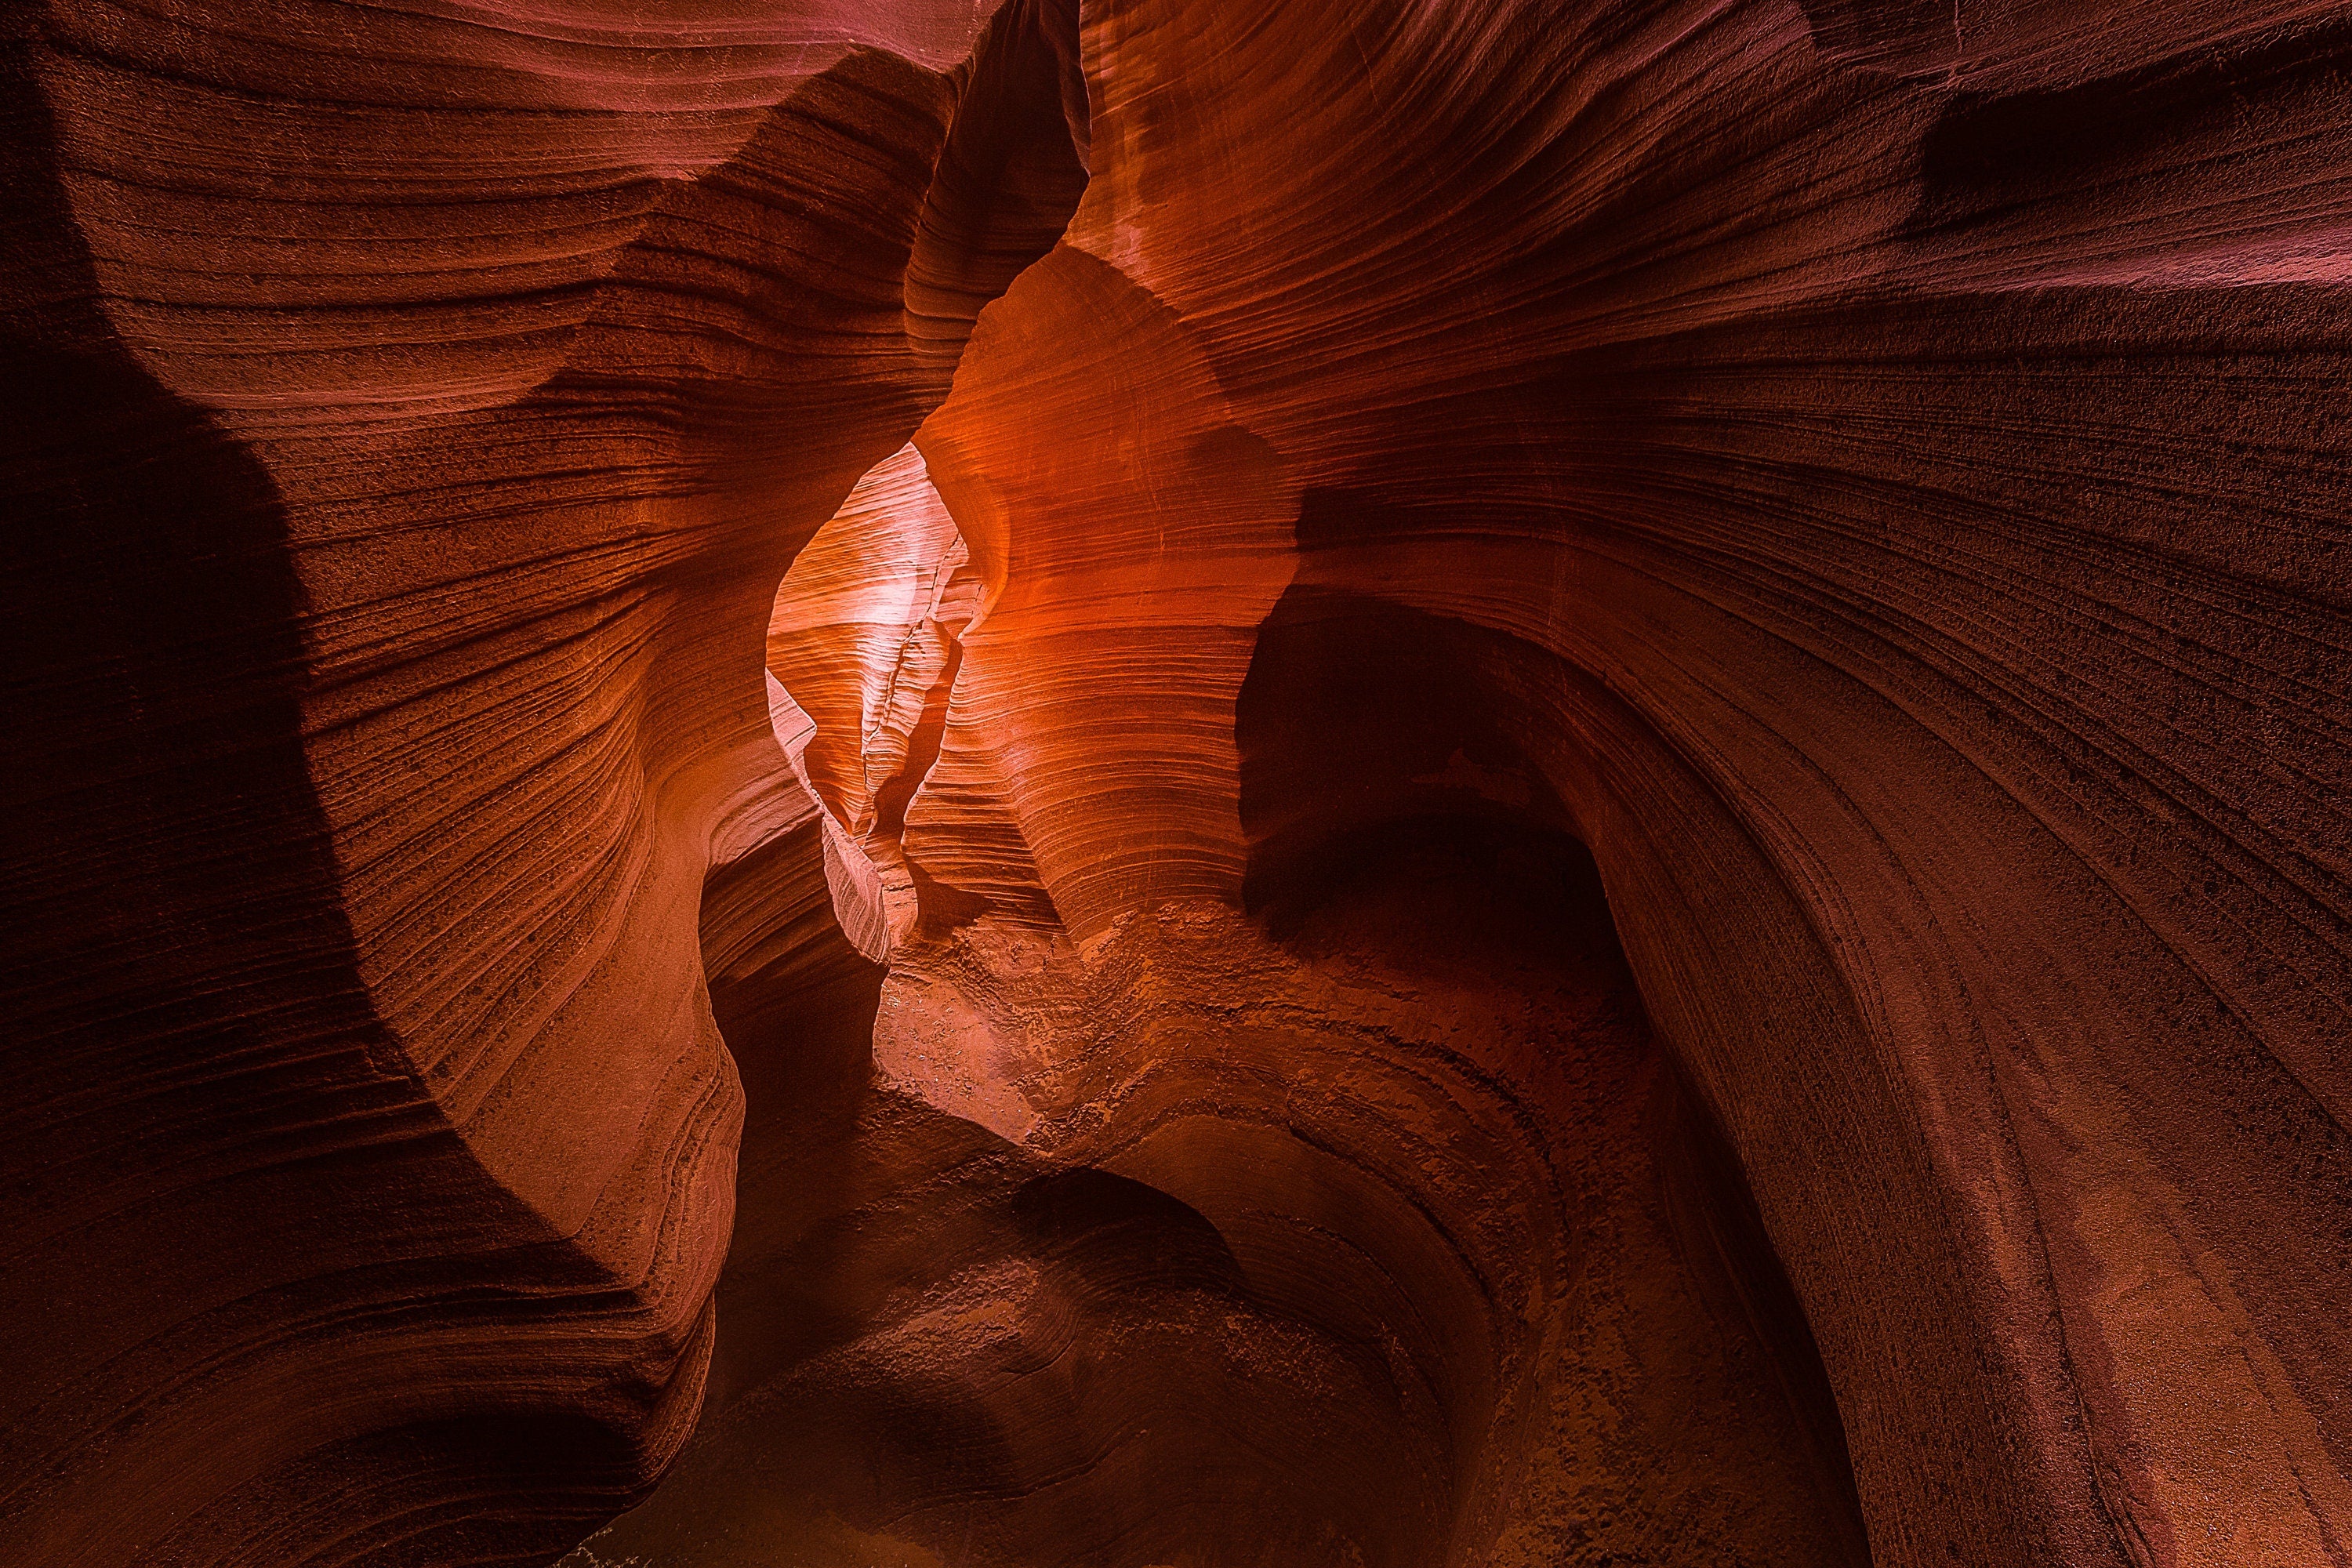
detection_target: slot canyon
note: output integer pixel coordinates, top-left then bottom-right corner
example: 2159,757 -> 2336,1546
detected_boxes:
3,0 -> 2350,1565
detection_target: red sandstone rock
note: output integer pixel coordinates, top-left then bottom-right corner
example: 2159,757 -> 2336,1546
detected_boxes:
3,2 -> 1075,1560
584,833 -> 1873,1566
6,0 -> 2351,1564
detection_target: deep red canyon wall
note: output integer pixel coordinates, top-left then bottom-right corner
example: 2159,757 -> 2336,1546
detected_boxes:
6,0 -> 2351,1564
3,2 -> 1080,1559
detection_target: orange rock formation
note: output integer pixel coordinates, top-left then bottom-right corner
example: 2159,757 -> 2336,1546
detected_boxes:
5,0 -> 2349,1564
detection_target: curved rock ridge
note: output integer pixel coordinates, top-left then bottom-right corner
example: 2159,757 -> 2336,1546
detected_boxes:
3,0 -> 1085,1561
731,1 -> 2351,1565
38,0 -> 992,419
906,244 -> 1298,935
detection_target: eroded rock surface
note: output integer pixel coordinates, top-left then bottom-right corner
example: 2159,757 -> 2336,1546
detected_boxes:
585,825 -> 1871,1566
5,2 -> 1075,1560
5,0 -> 2350,1564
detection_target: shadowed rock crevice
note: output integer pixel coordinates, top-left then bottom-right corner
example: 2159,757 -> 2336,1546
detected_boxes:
585,785 -> 1875,1566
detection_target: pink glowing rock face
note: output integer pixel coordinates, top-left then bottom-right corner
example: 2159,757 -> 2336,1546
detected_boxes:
768,441 -> 971,851
7,0 -> 2352,1564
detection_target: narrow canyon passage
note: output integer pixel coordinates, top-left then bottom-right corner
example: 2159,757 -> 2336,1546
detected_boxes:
579,810 -> 1868,1567
569,444 -> 1878,1563
7,0 -> 2351,1564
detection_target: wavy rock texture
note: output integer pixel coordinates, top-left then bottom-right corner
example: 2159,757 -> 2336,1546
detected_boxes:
722,2 -> 2346,1565
7,0 -> 2351,1565
2,0 -> 1080,1561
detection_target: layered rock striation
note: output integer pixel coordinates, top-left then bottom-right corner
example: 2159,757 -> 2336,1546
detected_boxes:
5,0 -> 2350,1565
5,1 -> 1079,1559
